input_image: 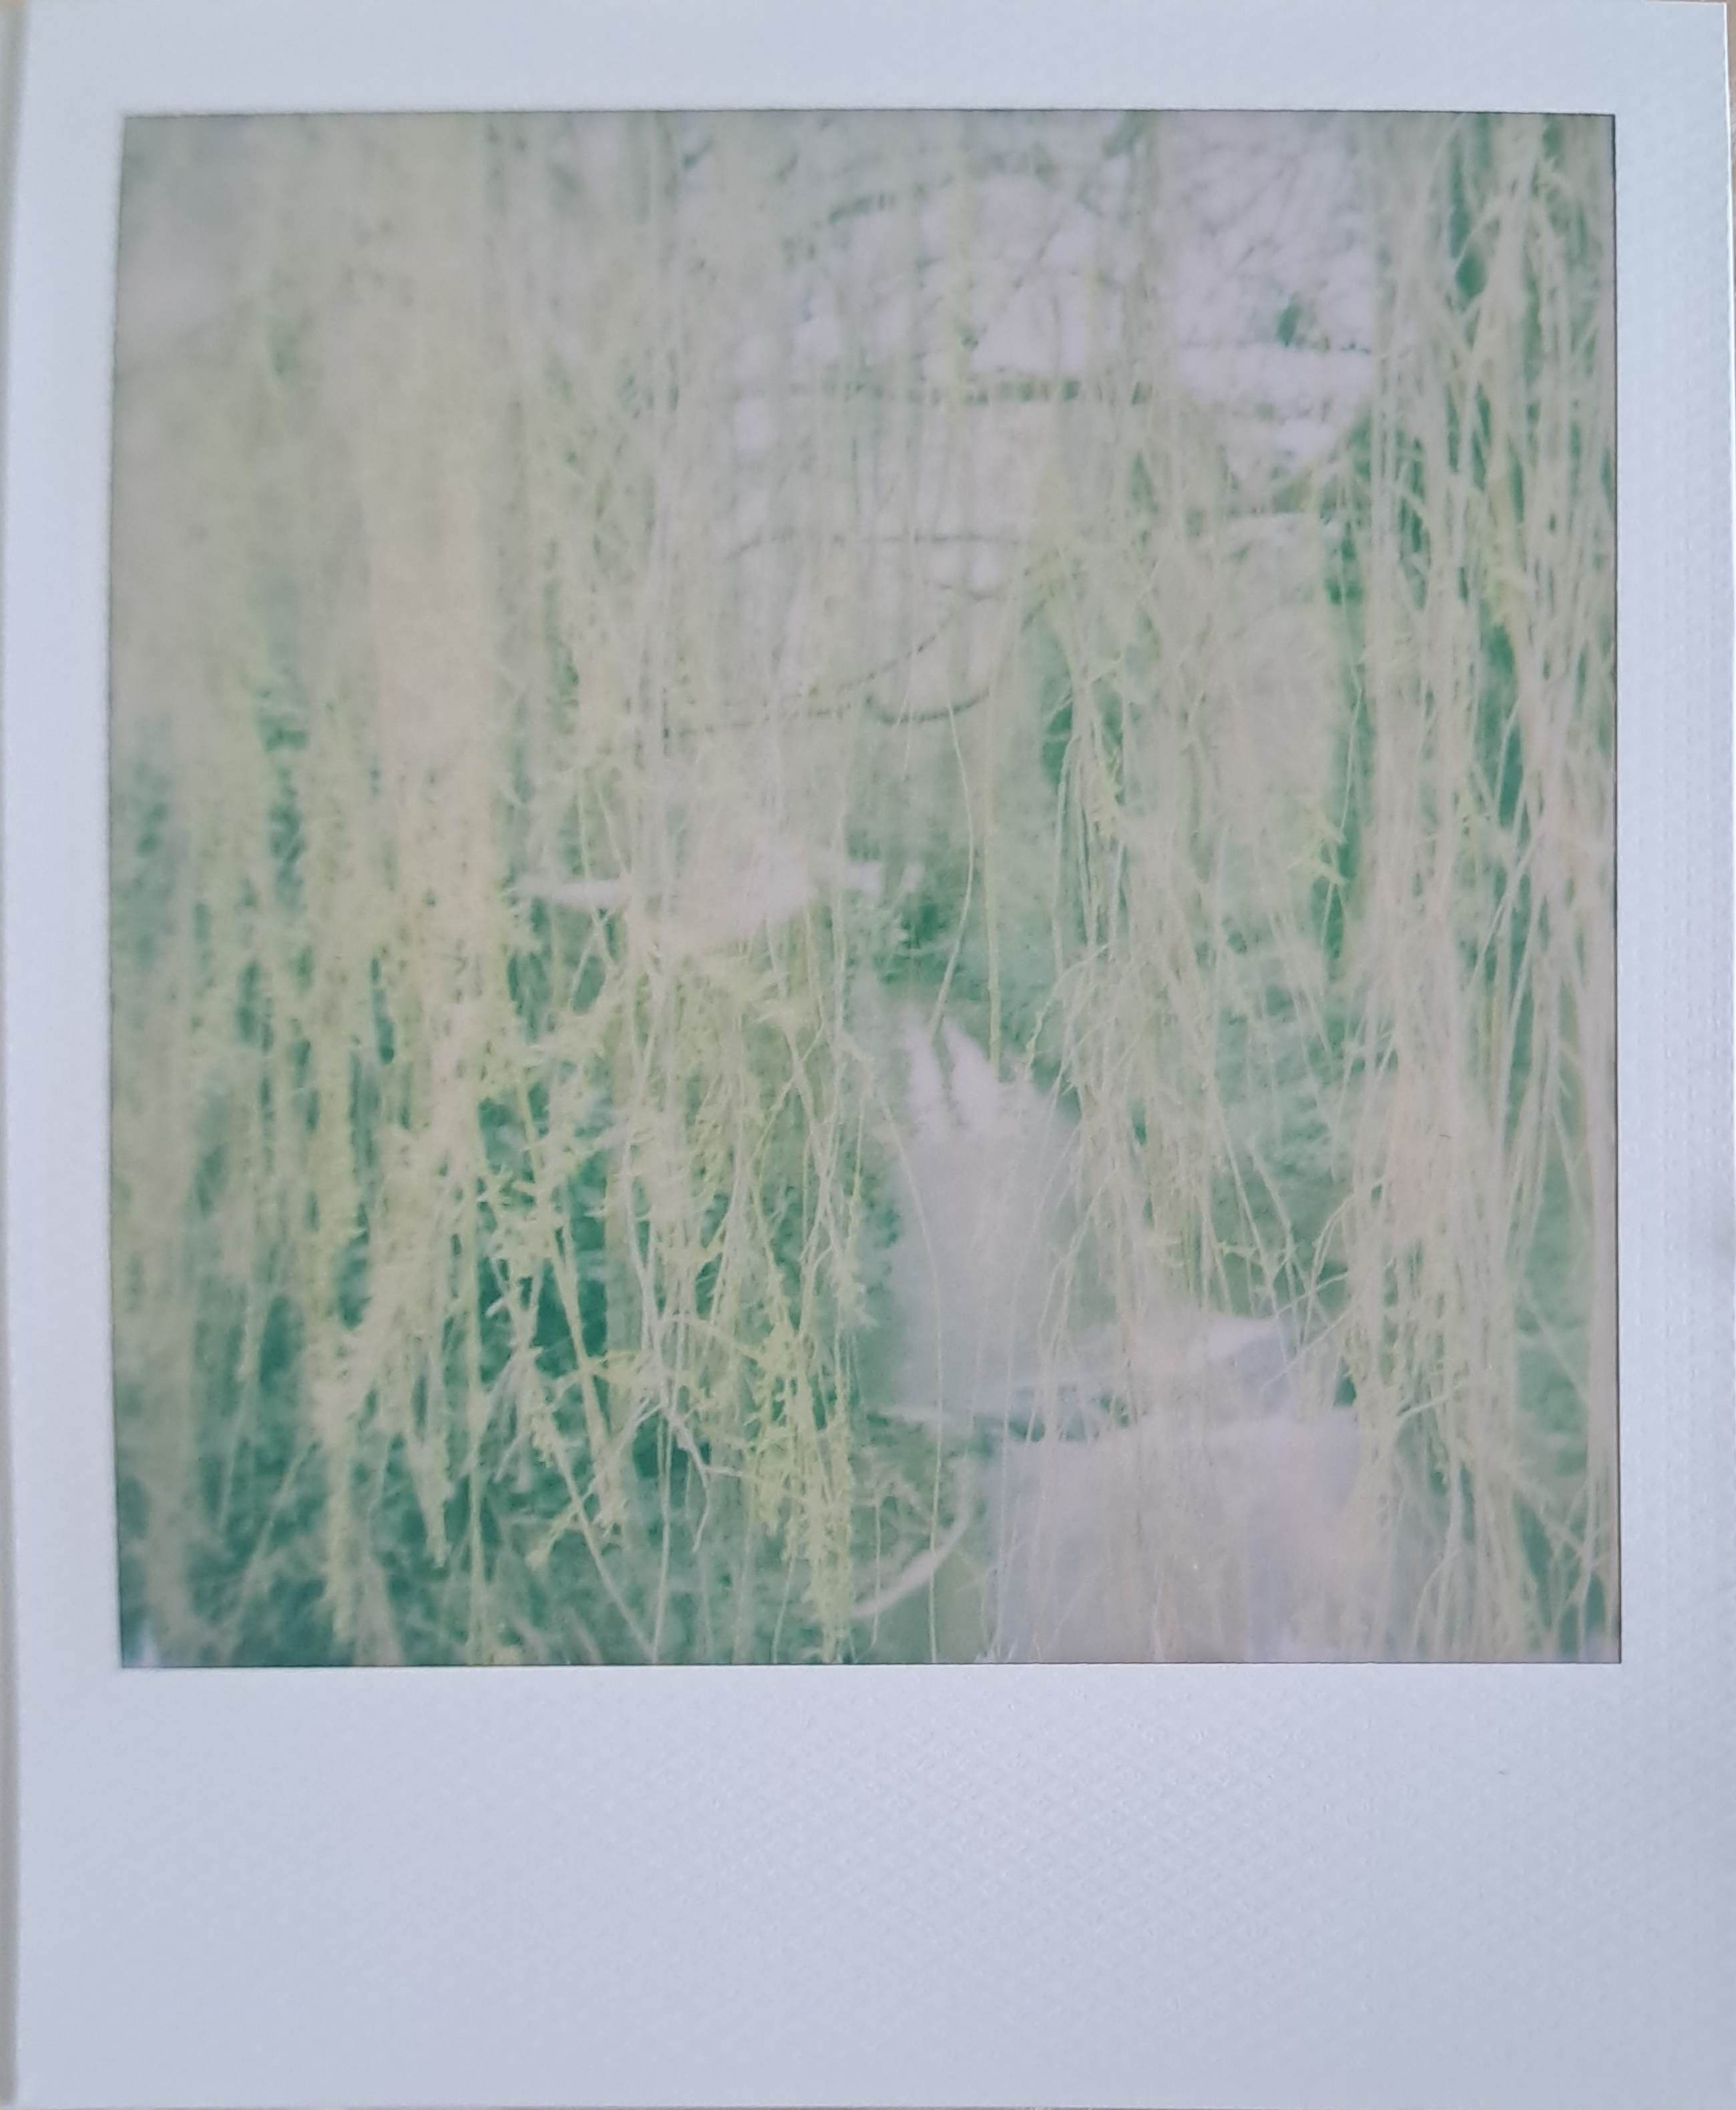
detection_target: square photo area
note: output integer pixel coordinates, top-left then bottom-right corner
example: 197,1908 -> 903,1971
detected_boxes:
109,110 -> 1616,1666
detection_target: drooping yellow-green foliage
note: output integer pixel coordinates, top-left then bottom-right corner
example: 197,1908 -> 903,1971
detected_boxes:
110,111 -> 1614,1664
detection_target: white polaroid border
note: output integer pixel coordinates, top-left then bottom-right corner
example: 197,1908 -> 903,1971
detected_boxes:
5,3 -> 1733,2105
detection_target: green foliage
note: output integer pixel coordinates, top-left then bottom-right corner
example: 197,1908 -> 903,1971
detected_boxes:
110,110 -> 1616,1663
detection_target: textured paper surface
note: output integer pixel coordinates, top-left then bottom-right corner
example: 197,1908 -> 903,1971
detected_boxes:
3,2 -> 1733,2105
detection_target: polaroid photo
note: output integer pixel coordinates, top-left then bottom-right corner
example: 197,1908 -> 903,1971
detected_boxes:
3,1 -> 1733,2104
